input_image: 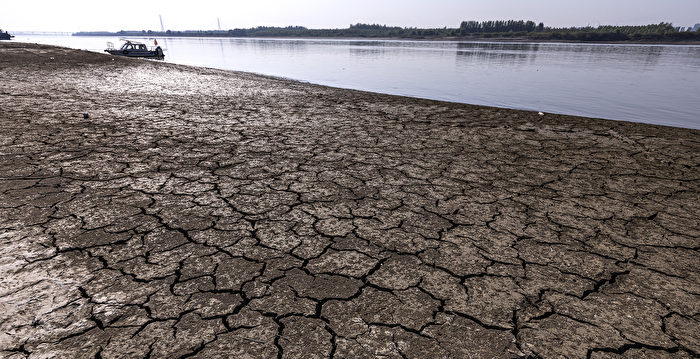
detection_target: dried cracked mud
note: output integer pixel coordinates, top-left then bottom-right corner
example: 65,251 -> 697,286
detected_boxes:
0,42 -> 698,358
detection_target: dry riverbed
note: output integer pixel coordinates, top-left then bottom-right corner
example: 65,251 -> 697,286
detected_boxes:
1,42 -> 698,358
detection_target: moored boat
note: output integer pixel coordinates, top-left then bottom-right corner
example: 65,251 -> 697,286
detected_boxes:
0,29 -> 13,40
105,40 -> 164,59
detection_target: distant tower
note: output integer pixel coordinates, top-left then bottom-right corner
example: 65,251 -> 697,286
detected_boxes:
217,17 -> 221,30
159,15 -> 165,32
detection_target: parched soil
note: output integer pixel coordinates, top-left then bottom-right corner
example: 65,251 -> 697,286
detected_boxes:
0,42 -> 698,358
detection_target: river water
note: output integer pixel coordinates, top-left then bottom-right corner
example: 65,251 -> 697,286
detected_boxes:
10,34 -> 700,129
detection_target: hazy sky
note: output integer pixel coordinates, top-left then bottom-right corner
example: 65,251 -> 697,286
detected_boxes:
2,0 -> 700,32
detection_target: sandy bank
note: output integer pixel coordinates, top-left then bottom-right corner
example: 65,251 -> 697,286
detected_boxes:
1,42 -> 699,358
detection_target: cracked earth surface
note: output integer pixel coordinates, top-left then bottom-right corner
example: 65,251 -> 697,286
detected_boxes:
0,42 -> 699,358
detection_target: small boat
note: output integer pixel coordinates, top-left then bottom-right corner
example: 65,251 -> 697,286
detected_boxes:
0,29 -> 14,40
105,40 -> 164,59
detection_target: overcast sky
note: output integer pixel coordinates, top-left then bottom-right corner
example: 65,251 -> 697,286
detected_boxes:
2,0 -> 700,32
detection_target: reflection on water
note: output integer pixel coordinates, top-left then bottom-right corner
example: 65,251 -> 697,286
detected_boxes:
455,45 -> 538,65
349,48 -> 386,56
12,35 -> 700,128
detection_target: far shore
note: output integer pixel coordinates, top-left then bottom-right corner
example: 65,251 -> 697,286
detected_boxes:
67,33 -> 700,45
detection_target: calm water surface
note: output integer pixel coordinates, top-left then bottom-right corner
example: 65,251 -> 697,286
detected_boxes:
12,35 -> 700,129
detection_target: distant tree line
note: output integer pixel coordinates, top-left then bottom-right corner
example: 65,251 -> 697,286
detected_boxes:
457,21 -> 700,41
459,20 -> 543,34
530,22 -> 700,41
74,21 -> 700,42
75,24 -> 458,38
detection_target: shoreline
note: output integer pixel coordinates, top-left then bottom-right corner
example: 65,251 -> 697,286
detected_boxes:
7,41 -> 699,131
1,42 -> 699,358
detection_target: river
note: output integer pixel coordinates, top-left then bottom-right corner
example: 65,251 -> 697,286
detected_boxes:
10,34 -> 700,129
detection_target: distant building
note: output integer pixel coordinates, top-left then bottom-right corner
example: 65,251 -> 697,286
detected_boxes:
692,23 -> 700,32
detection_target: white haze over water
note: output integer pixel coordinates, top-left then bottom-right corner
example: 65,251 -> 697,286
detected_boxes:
2,0 -> 700,32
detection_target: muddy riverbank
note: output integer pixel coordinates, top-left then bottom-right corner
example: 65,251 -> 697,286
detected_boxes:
1,42 -> 698,358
